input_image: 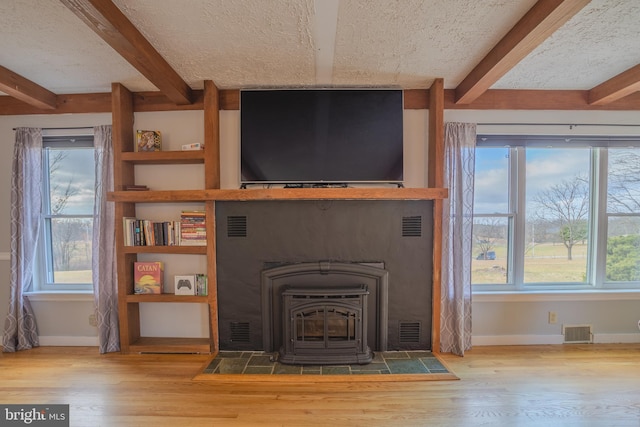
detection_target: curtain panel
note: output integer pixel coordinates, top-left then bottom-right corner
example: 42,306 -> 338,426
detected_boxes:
92,125 -> 119,353
440,122 -> 476,356
2,128 -> 42,352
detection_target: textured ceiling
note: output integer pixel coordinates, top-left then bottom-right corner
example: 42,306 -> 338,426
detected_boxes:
0,0 -> 639,95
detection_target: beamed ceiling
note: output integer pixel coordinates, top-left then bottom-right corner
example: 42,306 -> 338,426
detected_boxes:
1,0 -> 640,114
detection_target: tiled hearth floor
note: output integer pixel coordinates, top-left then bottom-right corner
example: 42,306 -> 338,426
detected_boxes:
202,350 -> 450,376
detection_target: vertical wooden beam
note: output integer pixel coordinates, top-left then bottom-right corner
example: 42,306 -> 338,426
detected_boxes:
111,82 -> 137,353
203,80 -> 220,190
206,200 -> 219,353
428,78 -> 445,353
203,80 -> 221,353
428,78 -> 445,188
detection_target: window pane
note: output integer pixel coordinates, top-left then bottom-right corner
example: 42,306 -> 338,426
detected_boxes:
473,147 -> 510,214
471,217 -> 510,284
606,215 -> 640,282
47,148 -> 95,215
524,148 -> 591,283
50,217 -> 93,284
607,148 -> 640,214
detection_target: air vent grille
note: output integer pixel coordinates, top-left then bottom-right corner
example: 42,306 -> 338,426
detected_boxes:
563,325 -> 593,343
399,321 -> 421,343
227,216 -> 247,237
229,322 -> 251,343
402,216 -> 422,237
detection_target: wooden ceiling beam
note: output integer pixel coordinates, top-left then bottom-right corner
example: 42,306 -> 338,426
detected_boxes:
455,0 -> 590,105
60,0 -> 193,105
588,63 -> 640,105
0,65 -> 57,109
4,88 -> 640,115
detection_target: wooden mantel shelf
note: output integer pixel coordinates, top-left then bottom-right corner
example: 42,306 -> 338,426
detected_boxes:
107,187 -> 449,203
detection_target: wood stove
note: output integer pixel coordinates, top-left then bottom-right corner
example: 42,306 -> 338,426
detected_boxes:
279,285 -> 372,365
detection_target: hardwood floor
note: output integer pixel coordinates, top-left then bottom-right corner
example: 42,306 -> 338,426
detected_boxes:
1,344 -> 639,426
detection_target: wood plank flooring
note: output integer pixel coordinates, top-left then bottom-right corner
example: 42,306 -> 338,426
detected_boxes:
1,344 -> 639,426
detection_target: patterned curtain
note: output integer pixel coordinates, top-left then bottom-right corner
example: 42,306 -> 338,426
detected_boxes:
440,122 -> 476,356
92,125 -> 120,353
2,128 -> 42,352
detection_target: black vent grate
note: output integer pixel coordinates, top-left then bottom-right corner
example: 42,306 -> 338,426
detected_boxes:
402,216 -> 422,237
229,322 -> 251,343
399,321 -> 421,343
227,216 -> 247,237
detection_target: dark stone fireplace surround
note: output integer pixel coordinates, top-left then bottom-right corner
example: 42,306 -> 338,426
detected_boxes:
215,200 -> 434,356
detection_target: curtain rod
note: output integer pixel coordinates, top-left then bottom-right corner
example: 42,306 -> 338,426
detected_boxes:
477,123 -> 640,128
12,126 -> 95,131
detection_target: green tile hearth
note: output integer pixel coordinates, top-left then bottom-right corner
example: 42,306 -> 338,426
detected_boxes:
202,351 -> 449,376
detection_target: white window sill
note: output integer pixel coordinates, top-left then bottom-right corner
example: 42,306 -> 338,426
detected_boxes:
473,289 -> 640,303
24,291 -> 94,302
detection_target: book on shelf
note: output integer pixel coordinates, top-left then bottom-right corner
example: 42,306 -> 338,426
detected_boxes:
134,261 -> 164,294
181,142 -> 203,151
179,210 -> 207,246
124,184 -> 149,191
123,218 -> 179,247
135,130 -> 162,152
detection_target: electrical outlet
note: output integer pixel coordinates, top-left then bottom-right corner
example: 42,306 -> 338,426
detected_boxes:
88,314 -> 98,327
548,311 -> 557,324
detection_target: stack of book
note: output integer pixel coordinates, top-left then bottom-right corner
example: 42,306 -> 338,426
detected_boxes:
179,210 -> 207,246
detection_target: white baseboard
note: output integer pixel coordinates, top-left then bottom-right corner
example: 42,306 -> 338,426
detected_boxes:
473,333 -> 640,346
593,333 -> 640,344
472,334 -> 565,346
38,336 -> 99,346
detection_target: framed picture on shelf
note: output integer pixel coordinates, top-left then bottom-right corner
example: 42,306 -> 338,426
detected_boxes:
135,130 -> 162,152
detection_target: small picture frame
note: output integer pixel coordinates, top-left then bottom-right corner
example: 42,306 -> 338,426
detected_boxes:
135,130 -> 162,152
174,274 -> 196,295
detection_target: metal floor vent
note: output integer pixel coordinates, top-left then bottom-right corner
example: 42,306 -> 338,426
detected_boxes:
229,321 -> 251,343
563,324 -> 593,343
399,321 -> 421,343
402,216 -> 422,237
227,216 -> 247,237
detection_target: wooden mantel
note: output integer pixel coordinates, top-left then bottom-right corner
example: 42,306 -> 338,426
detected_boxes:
107,187 -> 449,203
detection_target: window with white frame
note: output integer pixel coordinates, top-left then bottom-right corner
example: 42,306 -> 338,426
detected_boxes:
37,135 -> 95,291
472,135 -> 640,291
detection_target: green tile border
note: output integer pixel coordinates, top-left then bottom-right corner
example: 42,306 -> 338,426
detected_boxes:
200,350 -> 453,377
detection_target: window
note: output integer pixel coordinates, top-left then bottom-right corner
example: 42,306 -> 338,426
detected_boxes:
472,135 -> 640,291
37,135 -> 95,291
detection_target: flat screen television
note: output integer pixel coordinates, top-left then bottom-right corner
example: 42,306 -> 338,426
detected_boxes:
240,89 -> 403,185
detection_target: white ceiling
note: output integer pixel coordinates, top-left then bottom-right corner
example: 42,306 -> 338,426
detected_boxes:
0,0 -> 639,96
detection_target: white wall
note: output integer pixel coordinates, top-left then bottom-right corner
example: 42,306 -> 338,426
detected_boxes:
1,108 -> 639,347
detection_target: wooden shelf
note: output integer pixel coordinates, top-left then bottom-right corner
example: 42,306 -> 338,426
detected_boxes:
129,337 -> 211,354
122,245 -> 207,254
108,187 -> 449,203
126,294 -> 209,303
120,150 -> 205,164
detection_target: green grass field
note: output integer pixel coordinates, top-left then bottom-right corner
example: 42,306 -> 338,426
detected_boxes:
472,243 -> 588,284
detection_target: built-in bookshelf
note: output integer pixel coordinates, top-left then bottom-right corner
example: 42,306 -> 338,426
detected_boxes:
110,81 -> 219,354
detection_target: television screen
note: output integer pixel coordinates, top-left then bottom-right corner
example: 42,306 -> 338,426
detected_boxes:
240,89 -> 403,185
